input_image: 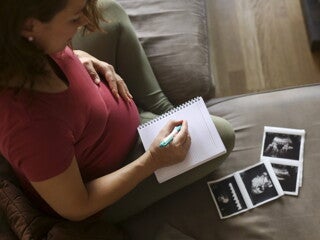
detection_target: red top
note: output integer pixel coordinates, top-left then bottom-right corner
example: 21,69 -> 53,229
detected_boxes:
0,47 -> 140,215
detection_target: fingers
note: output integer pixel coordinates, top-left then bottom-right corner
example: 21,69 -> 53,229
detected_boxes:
161,120 -> 182,135
149,120 -> 191,169
75,50 -> 133,103
113,73 -> 133,102
172,120 -> 190,147
96,61 -> 133,103
100,63 -> 119,99
74,50 -> 101,85
161,120 -> 191,148
83,61 -> 101,85
182,133 -> 192,149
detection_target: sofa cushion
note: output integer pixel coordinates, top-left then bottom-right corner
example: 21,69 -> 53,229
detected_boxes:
116,0 -> 214,104
121,84 -> 320,239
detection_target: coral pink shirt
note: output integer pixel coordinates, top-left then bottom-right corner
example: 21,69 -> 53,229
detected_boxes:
0,47 -> 140,214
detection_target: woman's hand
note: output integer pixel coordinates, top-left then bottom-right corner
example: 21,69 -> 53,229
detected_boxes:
147,120 -> 191,170
74,50 -> 133,103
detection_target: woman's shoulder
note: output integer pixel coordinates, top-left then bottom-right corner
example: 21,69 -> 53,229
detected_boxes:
0,94 -> 71,149
0,90 -> 64,127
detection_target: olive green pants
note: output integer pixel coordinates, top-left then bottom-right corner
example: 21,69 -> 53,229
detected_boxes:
74,0 -> 235,223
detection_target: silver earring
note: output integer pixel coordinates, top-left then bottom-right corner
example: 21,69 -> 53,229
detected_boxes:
28,36 -> 34,42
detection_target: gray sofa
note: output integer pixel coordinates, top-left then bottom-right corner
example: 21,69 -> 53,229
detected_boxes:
1,0 -> 319,239
115,0 -> 320,239
122,84 -> 320,240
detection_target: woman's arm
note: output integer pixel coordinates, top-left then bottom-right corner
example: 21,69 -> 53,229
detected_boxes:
30,120 -> 191,221
73,0 -> 174,114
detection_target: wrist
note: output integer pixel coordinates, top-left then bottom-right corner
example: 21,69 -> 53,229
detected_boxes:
139,150 -> 159,173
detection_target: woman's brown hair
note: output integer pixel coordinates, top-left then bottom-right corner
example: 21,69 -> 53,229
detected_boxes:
0,0 -> 103,90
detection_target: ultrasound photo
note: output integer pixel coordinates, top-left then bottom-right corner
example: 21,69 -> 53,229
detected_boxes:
208,176 -> 247,218
261,127 -> 305,162
208,162 -> 284,219
271,163 -> 299,195
261,126 -> 305,188
240,163 -> 279,206
263,133 -> 301,160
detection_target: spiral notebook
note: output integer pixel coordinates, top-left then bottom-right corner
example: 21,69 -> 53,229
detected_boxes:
137,97 -> 226,183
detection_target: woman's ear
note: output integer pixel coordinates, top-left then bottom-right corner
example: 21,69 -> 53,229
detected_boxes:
20,18 -> 37,39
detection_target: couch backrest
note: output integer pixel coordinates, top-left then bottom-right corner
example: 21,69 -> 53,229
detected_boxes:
117,0 -> 214,105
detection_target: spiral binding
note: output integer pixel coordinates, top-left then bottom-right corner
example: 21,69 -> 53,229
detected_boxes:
138,96 -> 202,130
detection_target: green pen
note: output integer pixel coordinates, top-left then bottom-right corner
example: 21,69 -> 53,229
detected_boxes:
159,125 -> 182,147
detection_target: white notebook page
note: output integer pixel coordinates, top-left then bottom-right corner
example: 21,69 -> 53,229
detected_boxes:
138,97 -> 226,183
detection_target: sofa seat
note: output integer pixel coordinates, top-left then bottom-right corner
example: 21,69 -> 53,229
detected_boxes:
122,84 -> 320,240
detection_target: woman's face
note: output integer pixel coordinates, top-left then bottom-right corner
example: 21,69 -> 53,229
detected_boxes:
25,0 -> 89,54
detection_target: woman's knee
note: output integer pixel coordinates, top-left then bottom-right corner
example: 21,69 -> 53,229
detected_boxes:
211,116 -> 235,154
99,0 -> 130,23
